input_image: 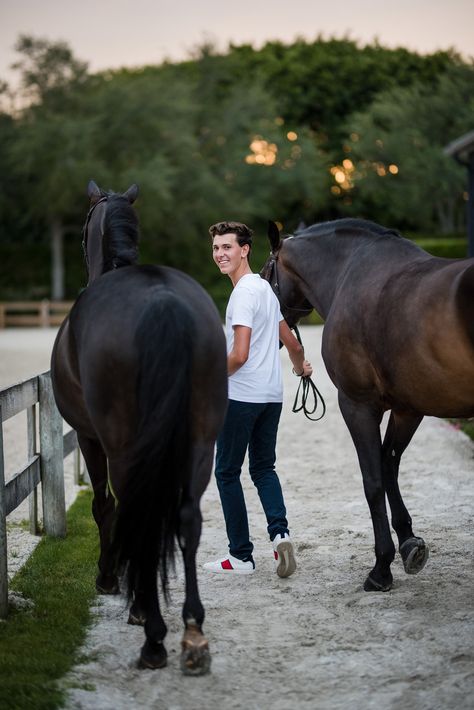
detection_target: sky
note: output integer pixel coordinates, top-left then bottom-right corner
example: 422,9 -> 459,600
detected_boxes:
1,0 -> 473,86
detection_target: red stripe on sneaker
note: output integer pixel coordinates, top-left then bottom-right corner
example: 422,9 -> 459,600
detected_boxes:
221,559 -> 233,570
274,551 -> 278,560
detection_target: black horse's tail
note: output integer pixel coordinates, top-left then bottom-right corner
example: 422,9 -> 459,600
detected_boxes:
110,289 -> 194,600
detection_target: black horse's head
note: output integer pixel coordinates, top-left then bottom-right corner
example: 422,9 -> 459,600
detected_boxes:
260,220 -> 313,328
82,180 -> 140,285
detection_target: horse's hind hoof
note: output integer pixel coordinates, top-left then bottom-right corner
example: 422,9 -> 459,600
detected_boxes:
95,574 -> 119,595
138,640 -> 167,670
180,644 -> 211,676
128,609 -> 146,626
363,575 -> 392,592
400,537 -> 429,575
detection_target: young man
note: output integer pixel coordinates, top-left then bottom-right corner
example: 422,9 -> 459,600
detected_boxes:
203,221 -> 313,577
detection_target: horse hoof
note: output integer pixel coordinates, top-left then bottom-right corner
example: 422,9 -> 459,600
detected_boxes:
138,640 -> 167,670
128,610 -> 146,626
95,574 -> 119,595
363,575 -> 392,592
180,644 -> 211,676
400,537 -> 429,575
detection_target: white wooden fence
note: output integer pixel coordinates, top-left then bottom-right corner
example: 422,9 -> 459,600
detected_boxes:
0,371 -> 82,618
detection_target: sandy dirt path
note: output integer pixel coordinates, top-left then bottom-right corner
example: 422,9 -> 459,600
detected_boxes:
1,326 -> 473,709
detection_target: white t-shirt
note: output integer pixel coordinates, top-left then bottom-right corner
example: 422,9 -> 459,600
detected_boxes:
226,273 -> 284,403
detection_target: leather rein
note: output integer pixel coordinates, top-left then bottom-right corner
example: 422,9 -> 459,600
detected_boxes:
265,253 -> 326,422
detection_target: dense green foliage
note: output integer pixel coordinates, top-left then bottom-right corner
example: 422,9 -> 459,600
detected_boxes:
0,490 -> 98,710
0,35 -> 471,301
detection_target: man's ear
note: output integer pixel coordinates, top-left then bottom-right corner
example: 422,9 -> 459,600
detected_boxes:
241,243 -> 250,258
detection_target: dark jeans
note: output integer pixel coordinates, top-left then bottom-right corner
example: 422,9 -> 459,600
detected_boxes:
215,399 -> 289,561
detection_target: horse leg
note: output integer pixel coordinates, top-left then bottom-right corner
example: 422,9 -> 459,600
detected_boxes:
338,392 -> 395,592
127,569 -> 147,626
77,434 -> 119,594
177,445 -> 213,676
382,412 -> 429,575
138,567 -> 168,670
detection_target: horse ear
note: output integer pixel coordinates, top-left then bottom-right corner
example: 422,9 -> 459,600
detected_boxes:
87,180 -> 102,204
123,184 -> 139,204
268,220 -> 281,253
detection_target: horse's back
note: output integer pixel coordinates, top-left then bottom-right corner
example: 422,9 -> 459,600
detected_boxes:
52,264 -> 227,445
324,250 -> 474,418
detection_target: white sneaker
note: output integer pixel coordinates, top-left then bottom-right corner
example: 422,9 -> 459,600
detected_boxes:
202,554 -> 255,575
273,533 -> 296,578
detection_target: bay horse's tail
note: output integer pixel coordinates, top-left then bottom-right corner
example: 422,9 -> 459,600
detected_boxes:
110,288 -> 194,599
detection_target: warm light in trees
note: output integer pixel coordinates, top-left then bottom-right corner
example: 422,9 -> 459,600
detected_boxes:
287,131 -> 298,141
246,136 -> 278,166
329,159 -> 355,192
388,164 -> 399,174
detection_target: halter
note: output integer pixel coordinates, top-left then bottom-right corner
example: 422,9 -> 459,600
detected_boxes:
81,195 -> 108,270
265,252 -> 313,315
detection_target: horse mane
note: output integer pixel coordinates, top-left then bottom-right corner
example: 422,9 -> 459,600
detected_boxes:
103,194 -> 139,269
295,218 -> 403,240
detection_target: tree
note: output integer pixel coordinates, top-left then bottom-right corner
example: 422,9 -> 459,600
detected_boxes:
340,63 -> 474,232
6,36 -> 97,299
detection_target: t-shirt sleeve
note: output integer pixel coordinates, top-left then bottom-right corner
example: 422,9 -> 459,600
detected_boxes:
230,286 -> 256,328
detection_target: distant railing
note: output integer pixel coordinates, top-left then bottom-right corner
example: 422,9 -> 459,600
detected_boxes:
0,371 -> 82,618
0,301 -> 73,328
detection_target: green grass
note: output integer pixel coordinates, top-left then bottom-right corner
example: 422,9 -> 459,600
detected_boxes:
0,490 -> 99,710
450,419 -> 474,441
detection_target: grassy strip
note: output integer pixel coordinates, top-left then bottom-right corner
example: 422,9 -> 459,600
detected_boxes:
0,490 -> 99,710
450,418 -> 474,441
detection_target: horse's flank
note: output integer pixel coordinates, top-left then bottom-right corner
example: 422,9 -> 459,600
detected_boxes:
277,220 -> 474,418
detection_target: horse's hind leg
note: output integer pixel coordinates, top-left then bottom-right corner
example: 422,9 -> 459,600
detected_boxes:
77,434 -> 119,594
338,392 -> 395,592
177,445 -> 213,676
137,567 -> 168,669
382,412 -> 429,575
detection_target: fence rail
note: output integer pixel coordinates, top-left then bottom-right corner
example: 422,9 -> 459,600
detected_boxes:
0,371 -> 81,618
0,301 -> 73,328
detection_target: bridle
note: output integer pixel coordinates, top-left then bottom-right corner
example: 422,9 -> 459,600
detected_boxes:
81,195 -> 108,270
265,252 -> 313,315
263,252 -> 326,421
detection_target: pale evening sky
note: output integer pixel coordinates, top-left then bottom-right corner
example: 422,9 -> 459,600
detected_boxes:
1,0 -> 473,86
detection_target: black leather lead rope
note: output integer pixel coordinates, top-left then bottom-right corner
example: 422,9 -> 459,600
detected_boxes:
291,325 -> 326,421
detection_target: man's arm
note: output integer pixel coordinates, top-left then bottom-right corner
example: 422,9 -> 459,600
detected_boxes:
279,320 -> 313,377
228,325 -> 252,375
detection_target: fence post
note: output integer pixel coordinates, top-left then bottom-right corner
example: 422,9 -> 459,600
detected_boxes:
40,300 -> 49,328
0,411 -> 8,617
39,373 -> 66,537
27,405 -> 39,535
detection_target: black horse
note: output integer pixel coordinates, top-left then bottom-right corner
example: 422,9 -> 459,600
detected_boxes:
51,181 -> 227,673
262,218 -> 474,592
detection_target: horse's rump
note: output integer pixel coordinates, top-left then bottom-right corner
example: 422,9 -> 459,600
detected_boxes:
456,262 -> 474,348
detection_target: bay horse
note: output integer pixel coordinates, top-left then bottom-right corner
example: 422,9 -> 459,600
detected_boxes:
51,181 -> 227,673
262,218 -> 474,592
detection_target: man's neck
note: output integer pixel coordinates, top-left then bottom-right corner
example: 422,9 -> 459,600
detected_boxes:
229,263 -> 253,287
